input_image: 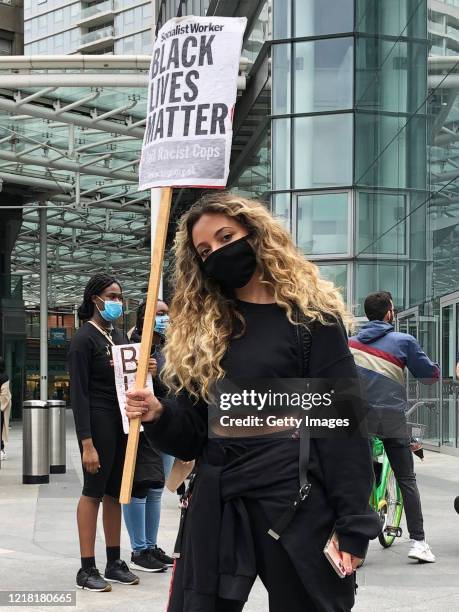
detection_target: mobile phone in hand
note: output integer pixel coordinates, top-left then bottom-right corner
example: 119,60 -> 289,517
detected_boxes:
323,531 -> 347,579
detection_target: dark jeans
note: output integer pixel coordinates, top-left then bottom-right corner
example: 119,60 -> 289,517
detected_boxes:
382,437 -> 425,541
0,409 -> 4,450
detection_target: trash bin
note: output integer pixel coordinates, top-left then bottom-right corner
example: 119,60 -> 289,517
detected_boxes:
22,400 -> 49,484
48,400 -> 66,474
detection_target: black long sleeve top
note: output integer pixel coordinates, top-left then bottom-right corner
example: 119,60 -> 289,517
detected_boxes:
68,322 -> 127,441
144,300 -> 381,559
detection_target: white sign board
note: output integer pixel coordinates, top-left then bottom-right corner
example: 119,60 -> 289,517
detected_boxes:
112,343 -> 152,434
139,15 -> 247,190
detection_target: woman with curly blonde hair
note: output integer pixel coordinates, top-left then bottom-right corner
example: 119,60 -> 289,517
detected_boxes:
126,192 -> 381,612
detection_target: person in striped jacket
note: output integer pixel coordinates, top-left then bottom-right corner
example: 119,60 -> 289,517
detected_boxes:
349,291 -> 439,564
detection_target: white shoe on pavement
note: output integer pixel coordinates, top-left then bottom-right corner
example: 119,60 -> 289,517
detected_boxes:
0,449 -> 6,461
408,540 -> 436,563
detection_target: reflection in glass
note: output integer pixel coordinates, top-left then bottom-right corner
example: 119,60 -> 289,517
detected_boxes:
231,126 -> 271,201
355,263 -> 405,316
358,192 -> 406,255
271,192 -> 291,231
272,118 -> 291,190
356,39 -> 427,114
441,304 -> 455,446
297,192 -> 349,255
272,43 -> 291,114
294,114 -> 352,189
242,0 -> 271,69
316,264 -> 348,303
273,0 -> 290,39
355,113 -> 426,190
355,0 -> 427,38
294,0 -> 354,37
294,38 -> 353,113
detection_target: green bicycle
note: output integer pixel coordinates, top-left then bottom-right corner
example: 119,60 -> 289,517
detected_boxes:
370,435 -> 404,547
370,401 -> 426,548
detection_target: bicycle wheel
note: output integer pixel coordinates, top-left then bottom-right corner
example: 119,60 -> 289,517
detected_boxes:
378,469 -> 404,548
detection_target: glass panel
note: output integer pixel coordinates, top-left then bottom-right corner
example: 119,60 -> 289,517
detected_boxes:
297,192 -> 349,255
71,2 -> 80,19
355,113 -> 426,190
0,39 -> 12,54
272,43 -> 291,114
122,36 -> 135,54
81,0 -> 113,20
356,39 -> 427,114
441,304 -> 455,445
273,0 -> 291,39
429,14 -> 459,303
415,305 -> 441,447
294,38 -> 353,113
294,0 -> 354,37
231,125 -> 271,201
81,25 -> 114,45
442,305 -> 455,379
271,192 -> 291,232
293,114 -> 352,189
316,263 -> 348,303
142,3 -> 152,20
242,0 -> 271,70
397,311 -> 440,446
358,192 -> 406,255
356,0 -> 427,38
272,118 -> 291,190
399,314 -> 418,339
355,263 -> 405,316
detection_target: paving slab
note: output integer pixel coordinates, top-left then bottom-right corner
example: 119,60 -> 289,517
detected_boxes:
1,412 -> 458,611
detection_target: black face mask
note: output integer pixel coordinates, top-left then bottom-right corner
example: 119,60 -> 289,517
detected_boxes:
201,235 -> 257,289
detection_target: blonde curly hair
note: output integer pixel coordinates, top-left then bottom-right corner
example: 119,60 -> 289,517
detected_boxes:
162,192 -> 352,401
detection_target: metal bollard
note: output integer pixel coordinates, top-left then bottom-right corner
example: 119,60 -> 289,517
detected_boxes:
22,400 -> 49,484
48,400 -> 66,474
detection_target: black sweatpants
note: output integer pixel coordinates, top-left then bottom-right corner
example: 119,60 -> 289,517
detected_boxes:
383,437 -> 424,541
168,498 -> 353,612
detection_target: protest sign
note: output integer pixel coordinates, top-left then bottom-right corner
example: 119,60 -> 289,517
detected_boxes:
112,343 -> 151,434
139,15 -> 246,189
121,16 -> 246,504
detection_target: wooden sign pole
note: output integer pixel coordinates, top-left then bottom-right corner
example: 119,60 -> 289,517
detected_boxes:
119,186 -> 172,504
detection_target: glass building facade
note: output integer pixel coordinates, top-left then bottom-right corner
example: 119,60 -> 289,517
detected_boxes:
23,0 -> 154,55
229,0 -> 429,318
155,0 -> 459,453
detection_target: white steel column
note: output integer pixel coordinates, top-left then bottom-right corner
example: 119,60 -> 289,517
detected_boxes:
39,204 -> 48,402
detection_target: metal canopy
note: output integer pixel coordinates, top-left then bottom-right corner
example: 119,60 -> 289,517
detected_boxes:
0,55 -> 247,306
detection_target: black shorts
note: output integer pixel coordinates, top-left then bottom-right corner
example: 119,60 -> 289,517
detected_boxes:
78,410 -> 127,500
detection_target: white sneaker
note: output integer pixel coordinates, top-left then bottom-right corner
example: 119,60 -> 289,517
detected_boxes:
408,540 -> 436,563
0,449 -> 6,461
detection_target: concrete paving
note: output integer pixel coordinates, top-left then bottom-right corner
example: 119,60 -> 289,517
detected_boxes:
1,412 -> 459,611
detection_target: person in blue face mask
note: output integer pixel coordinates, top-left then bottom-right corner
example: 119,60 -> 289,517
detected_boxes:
129,300 -> 169,359
68,273 -> 140,592
123,300 -> 175,573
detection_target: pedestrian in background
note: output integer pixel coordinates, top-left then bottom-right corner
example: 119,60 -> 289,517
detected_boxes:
349,291 -> 439,563
69,273 -> 139,592
123,300 -> 175,573
0,356 -> 12,461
